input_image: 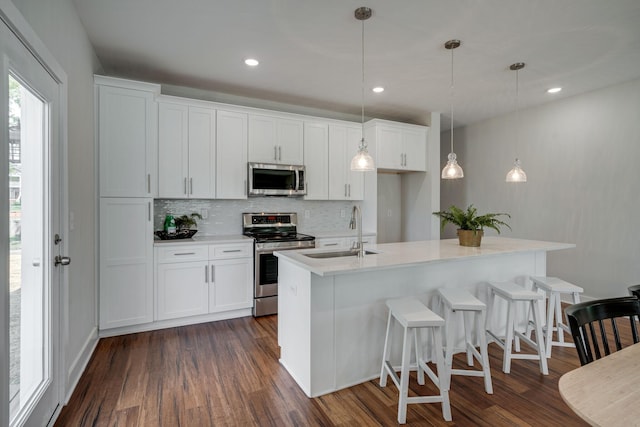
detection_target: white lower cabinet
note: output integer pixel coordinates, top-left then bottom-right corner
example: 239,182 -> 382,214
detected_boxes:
155,241 -> 253,321
209,257 -> 253,312
99,197 -> 154,329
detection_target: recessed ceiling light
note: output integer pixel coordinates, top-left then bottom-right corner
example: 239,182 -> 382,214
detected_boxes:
244,58 -> 259,67
547,87 -> 562,94
372,86 -> 384,93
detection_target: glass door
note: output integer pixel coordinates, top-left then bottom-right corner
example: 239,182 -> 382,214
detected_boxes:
1,14 -> 64,427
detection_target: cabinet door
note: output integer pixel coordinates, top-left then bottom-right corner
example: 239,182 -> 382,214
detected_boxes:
402,127 -> 427,172
248,114 -> 303,164
99,85 -> 156,197
188,106 -> 216,198
376,125 -> 403,170
277,118 -> 304,164
99,197 -> 153,329
209,258 -> 253,312
304,121 -> 329,200
216,110 -> 248,199
328,125 -> 349,200
345,126 -> 364,200
156,261 -> 209,320
248,114 -> 277,163
158,102 -> 189,198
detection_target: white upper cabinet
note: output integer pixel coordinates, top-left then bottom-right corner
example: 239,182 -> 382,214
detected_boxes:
188,106 -> 216,198
328,124 -> 364,200
158,100 -> 216,199
158,102 -> 188,197
248,114 -> 304,164
303,121 -> 329,200
368,119 -> 428,172
96,77 -> 159,197
216,109 -> 248,199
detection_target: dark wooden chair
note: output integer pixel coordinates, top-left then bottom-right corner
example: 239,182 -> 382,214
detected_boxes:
628,284 -> 640,300
565,296 -> 640,365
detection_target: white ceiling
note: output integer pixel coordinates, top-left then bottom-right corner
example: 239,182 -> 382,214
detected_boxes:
72,0 -> 640,129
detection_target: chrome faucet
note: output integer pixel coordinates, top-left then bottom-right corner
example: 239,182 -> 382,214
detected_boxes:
349,205 -> 364,258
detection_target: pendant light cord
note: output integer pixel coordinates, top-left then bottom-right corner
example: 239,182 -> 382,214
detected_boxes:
515,68 -> 519,158
450,45 -> 454,153
360,16 -> 365,147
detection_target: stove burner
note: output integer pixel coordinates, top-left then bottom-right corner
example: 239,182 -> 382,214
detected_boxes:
242,212 -> 314,244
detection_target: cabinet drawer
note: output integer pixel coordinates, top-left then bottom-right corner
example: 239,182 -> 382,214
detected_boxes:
315,238 -> 346,248
210,242 -> 253,259
156,245 -> 209,263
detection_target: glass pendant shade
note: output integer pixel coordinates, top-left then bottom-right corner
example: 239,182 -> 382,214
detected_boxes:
351,139 -> 375,171
506,62 -> 527,183
506,158 -> 527,182
441,152 -> 464,179
441,39 -> 463,180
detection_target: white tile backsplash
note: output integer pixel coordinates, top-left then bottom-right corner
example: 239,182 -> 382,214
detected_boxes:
154,198 -> 358,236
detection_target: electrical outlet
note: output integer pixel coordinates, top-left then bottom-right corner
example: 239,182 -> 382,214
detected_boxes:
341,209 -> 345,218
304,210 -> 310,219
200,208 -> 208,219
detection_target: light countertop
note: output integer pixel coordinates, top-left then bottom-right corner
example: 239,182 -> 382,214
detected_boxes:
153,234 -> 252,246
274,237 -> 574,277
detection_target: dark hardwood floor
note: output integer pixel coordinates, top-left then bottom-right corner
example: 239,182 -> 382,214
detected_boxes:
55,315 -> 592,426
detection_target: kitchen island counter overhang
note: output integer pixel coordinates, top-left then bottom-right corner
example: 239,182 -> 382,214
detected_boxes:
274,237 -> 574,398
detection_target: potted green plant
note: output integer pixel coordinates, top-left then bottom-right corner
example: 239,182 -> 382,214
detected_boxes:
432,205 -> 511,247
155,212 -> 203,240
174,212 -> 202,231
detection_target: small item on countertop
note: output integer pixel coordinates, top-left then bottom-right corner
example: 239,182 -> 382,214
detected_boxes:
164,215 -> 176,234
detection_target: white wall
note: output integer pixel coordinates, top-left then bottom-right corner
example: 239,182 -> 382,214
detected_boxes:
377,173 -> 402,243
402,111 -> 441,241
440,78 -> 640,300
11,0 -> 100,397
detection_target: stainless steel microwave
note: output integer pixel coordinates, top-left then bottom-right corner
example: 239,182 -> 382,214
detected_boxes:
248,163 -> 306,196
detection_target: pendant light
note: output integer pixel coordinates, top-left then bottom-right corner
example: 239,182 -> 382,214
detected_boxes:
350,7 -> 375,172
441,39 -> 464,179
506,62 -> 527,182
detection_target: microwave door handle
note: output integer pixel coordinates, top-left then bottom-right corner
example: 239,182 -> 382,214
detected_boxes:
295,169 -> 299,191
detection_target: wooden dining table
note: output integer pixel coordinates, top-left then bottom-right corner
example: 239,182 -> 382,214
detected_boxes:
558,342 -> 640,426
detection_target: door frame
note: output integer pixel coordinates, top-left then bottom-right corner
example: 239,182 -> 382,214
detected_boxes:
0,0 -> 69,425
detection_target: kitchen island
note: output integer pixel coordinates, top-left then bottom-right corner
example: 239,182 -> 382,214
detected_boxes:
275,237 -> 574,398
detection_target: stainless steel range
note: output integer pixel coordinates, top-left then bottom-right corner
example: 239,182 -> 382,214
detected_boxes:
243,213 -> 315,316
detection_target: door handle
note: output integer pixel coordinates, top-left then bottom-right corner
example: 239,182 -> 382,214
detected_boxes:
278,146 -> 282,161
54,255 -> 71,266
274,146 -> 278,161
190,178 -> 193,195
205,265 -> 208,283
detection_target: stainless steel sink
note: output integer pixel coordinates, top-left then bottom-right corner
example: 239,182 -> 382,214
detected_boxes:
303,250 -> 378,259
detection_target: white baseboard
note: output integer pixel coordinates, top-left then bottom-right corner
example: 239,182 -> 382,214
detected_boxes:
98,308 -> 252,338
64,326 -> 98,404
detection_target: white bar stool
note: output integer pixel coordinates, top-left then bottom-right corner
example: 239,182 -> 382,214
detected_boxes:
527,276 -> 583,358
380,297 -> 451,424
433,288 -> 493,394
486,281 -> 548,375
